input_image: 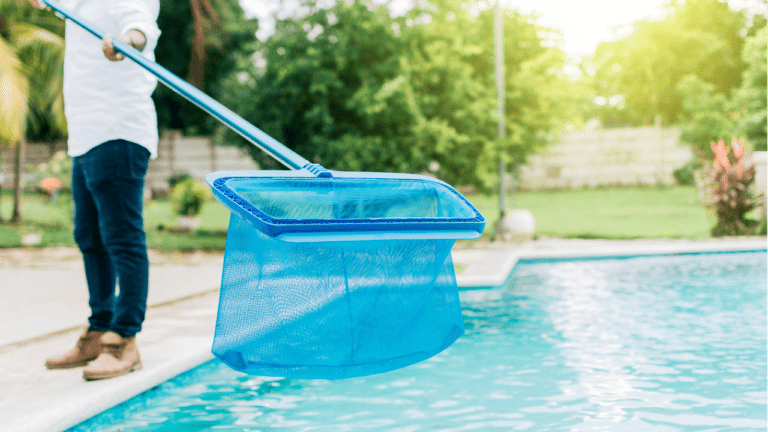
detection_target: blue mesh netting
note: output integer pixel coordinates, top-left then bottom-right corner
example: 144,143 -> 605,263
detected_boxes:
213,215 -> 464,379
224,177 -> 478,221
210,174 -> 482,379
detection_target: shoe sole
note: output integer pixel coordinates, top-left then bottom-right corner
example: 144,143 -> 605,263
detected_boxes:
83,361 -> 143,381
45,359 -> 96,370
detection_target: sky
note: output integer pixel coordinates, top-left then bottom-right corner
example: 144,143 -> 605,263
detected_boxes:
498,0 -> 668,59
238,0 -> 767,60
239,0 -> 667,60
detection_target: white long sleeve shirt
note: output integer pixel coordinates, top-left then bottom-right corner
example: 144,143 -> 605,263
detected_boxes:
61,0 -> 161,158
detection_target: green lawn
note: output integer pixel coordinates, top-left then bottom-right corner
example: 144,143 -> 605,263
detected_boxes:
0,192 -> 230,250
471,186 -> 714,239
0,185 -> 717,249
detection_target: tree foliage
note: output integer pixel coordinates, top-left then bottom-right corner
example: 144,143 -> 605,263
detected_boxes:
582,0 -> 750,127
675,75 -> 736,157
676,26 -> 767,156
0,0 -> 65,222
731,26 -> 766,151
154,0 -> 258,135
0,0 -> 66,143
220,0 -> 570,189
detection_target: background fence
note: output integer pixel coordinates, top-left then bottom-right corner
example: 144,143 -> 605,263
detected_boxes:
518,126 -> 693,190
145,131 -> 258,196
1,126 -> 750,194
0,131 -> 258,194
1,141 -> 66,189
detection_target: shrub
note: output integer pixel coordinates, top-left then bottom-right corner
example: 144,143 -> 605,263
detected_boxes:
166,173 -> 193,189
170,178 -> 208,217
701,138 -> 762,236
27,151 -> 72,194
673,159 -> 702,186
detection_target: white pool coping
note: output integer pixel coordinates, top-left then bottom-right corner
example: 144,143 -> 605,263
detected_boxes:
11,345 -> 214,432
3,238 -> 765,432
453,237 -> 766,288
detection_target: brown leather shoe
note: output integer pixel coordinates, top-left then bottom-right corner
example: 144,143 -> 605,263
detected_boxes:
82,331 -> 142,381
45,329 -> 106,369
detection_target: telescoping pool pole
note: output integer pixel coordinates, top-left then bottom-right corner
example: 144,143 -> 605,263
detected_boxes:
42,0 -> 312,173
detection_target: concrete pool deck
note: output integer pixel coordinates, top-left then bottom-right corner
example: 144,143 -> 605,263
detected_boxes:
0,237 -> 765,431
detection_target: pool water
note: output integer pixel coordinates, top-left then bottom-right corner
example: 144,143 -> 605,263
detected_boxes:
71,251 -> 767,431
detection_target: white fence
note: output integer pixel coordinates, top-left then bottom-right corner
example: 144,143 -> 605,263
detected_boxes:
1,141 -> 66,189
753,152 -> 767,218
518,126 -> 693,190
0,131 -> 259,194
6,127 -> 754,195
145,131 -> 258,196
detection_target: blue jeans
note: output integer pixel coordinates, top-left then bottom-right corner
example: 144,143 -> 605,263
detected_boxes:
71,140 -> 150,337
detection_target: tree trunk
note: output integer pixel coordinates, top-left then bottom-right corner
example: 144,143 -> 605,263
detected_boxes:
187,0 -> 225,90
187,0 -> 207,89
11,136 -> 26,223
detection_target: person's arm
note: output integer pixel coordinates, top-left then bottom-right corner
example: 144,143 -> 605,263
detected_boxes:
104,0 -> 161,62
102,30 -> 147,62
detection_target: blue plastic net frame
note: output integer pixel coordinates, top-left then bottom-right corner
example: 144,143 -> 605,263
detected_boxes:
206,170 -> 485,242
205,169 -> 485,379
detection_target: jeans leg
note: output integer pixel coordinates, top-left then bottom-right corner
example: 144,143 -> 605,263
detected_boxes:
77,140 -> 151,337
72,153 -> 116,332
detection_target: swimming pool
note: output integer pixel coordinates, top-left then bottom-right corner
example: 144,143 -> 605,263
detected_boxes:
70,251 -> 766,431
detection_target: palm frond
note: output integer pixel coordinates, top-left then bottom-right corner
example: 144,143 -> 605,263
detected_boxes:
0,37 -> 29,145
9,21 -> 66,137
10,22 -> 65,50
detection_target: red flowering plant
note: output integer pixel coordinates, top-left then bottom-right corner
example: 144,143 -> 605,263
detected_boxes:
27,151 -> 72,195
703,138 -> 763,236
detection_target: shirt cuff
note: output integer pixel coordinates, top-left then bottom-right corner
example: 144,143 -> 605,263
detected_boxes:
115,1 -> 161,53
120,21 -> 161,52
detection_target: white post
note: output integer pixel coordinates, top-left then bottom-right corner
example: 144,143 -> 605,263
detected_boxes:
494,0 -> 507,239
495,0 -> 505,144
753,151 -> 767,221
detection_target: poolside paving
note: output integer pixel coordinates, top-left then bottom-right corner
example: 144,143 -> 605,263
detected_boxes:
0,237 -> 764,431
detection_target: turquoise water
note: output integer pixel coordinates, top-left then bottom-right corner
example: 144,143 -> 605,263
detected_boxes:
72,252 -> 767,431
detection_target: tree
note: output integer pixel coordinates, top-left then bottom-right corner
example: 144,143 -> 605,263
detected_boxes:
153,0 -> 258,135
0,33 -> 28,224
675,75 -> 736,157
0,0 -> 65,223
676,26 -> 767,158
732,26 -> 766,151
582,0 -> 749,127
219,0 -> 571,189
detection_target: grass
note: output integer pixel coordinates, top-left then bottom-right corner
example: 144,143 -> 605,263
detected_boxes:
0,185 -> 718,249
472,185 -> 714,239
0,191 -> 230,250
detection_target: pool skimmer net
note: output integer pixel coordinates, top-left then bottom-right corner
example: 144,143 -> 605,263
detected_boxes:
46,0 -> 486,379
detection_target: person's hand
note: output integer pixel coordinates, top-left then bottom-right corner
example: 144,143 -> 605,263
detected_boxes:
27,0 -> 50,10
102,34 -> 127,61
102,30 -> 147,62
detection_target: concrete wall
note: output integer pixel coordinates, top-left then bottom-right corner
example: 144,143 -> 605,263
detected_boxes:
146,131 -> 258,196
1,141 -> 67,189
753,151 -> 767,219
0,132 -> 258,193
519,126 -> 694,190
4,128 -> 759,202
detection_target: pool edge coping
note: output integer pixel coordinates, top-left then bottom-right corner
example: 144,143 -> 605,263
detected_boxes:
455,238 -> 767,289
53,350 -> 215,432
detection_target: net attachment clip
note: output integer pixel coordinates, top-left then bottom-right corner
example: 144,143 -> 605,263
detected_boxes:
303,163 -> 333,178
